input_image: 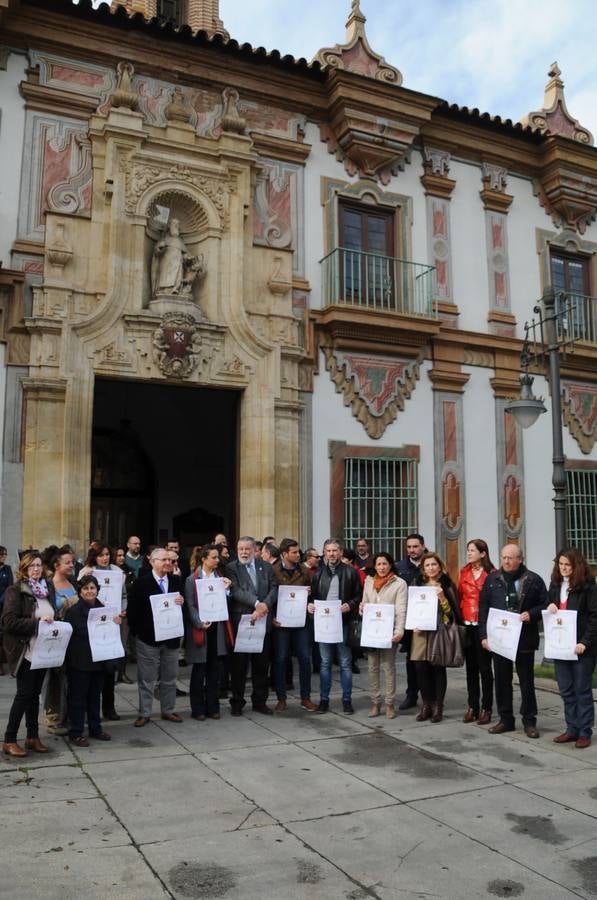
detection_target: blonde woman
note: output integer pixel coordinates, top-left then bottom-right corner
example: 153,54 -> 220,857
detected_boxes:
359,553 -> 407,719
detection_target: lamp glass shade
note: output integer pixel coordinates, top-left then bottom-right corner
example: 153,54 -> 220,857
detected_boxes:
505,398 -> 547,429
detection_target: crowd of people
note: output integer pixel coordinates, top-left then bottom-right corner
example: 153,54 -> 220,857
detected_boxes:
0,531 -> 596,758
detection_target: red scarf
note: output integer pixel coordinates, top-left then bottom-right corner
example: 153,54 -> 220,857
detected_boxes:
373,573 -> 395,593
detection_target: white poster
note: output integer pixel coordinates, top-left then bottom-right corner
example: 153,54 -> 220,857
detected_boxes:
195,578 -> 229,622
361,603 -> 394,649
405,587 -> 438,632
234,614 -> 266,653
276,585 -> 308,628
314,600 -> 343,644
542,609 -> 578,661
87,607 -> 125,662
30,620 -> 72,670
486,608 -> 523,662
150,592 -> 185,642
92,568 -> 123,612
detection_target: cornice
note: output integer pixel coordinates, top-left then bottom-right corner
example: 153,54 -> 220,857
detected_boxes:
479,187 -> 514,213
420,172 -> 456,199
427,368 -> 470,392
251,133 -> 312,166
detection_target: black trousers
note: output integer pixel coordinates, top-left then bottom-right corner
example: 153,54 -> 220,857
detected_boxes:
102,669 -> 116,715
230,633 -> 271,708
401,632 -> 419,700
190,627 -> 221,716
4,660 -> 46,743
493,650 -> 537,727
415,661 -> 447,705
464,624 -> 494,713
67,668 -> 103,737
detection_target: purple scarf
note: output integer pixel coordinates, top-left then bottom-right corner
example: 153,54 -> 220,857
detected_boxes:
28,578 -> 49,600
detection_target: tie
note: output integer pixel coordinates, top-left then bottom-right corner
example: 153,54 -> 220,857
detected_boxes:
159,577 -> 166,593
246,564 -> 257,589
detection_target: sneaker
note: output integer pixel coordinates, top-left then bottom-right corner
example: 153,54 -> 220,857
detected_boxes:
317,700 -> 329,713
343,701 -> 354,714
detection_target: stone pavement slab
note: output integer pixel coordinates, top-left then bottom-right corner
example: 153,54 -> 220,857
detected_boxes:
141,824 -> 361,900
241,704 -> 372,742
86,754 -> 258,843
159,713 -> 288,753
288,804 -> 578,900
0,761 -> 97,802
199,740 -> 398,821
296,730 -> 500,802
3,796 -> 130,851
514,768 -> 597,819
67,719 -> 188,764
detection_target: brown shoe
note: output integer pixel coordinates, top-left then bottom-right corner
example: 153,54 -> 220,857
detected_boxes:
524,725 -> 540,739
134,716 -> 151,728
192,713 -> 206,721
25,738 -> 49,753
488,721 -> 515,734
208,711 -> 221,720
161,713 -> 183,723
430,702 -> 443,724
462,708 -> 477,723
385,704 -> 396,719
553,732 -> 577,743
275,699 -> 287,713
368,703 -> 381,718
300,699 -> 317,711
416,703 -> 432,722
477,709 -> 492,725
575,736 -> 591,749
2,742 -> 27,758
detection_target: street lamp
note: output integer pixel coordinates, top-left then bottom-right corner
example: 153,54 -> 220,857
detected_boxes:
506,286 -> 570,553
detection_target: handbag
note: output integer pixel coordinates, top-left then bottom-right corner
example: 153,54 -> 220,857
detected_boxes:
192,626 -> 205,647
429,622 -> 465,668
346,617 -> 362,649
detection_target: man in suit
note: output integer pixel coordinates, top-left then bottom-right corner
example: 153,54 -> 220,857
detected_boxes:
226,536 -> 277,716
127,547 -> 185,727
395,533 -> 427,711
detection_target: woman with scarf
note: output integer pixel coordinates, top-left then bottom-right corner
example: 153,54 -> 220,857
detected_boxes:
1,552 -> 57,757
64,575 -> 121,746
411,552 -> 462,724
546,548 -> 597,749
457,539 -> 495,725
359,553 -> 407,719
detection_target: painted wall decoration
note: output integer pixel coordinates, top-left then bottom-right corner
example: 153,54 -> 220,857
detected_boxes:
433,395 -> 465,577
486,212 -> 511,309
18,114 -> 93,242
428,197 -> 452,301
496,400 -> 525,547
323,347 -> 420,439
562,381 -> 597,453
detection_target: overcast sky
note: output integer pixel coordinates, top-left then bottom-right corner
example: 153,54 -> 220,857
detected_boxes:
90,1 -> 597,140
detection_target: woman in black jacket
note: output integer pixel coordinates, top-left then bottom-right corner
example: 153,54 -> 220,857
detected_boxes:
64,575 -> 121,747
410,552 -> 462,723
546,548 -> 597,749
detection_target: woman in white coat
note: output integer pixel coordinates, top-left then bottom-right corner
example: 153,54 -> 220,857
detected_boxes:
359,553 -> 407,719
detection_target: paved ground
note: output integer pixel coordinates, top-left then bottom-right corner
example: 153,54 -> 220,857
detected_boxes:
1,656 -> 597,900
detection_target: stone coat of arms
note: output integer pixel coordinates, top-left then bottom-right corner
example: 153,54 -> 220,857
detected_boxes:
153,313 -> 204,378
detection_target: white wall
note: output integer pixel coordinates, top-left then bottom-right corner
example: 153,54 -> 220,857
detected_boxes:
0,52 -> 27,266
450,159 -> 490,334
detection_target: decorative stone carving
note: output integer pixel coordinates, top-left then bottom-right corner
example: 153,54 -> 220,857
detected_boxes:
165,87 -> 193,125
220,87 -> 246,135
314,1 -> 402,84
562,381 -> 597,454
151,218 -> 206,299
152,313 -> 210,379
124,161 -> 231,226
323,346 -> 419,439
46,133 -> 92,218
110,61 -> 138,111
254,166 -> 293,249
268,256 -> 292,296
424,148 -> 451,178
46,222 -> 73,268
482,163 -> 508,193
522,63 -> 593,145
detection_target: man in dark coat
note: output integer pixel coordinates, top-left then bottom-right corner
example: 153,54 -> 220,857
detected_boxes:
479,543 -> 548,738
395,533 -> 427,710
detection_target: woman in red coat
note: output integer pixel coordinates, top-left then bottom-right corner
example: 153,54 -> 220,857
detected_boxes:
458,539 -> 495,725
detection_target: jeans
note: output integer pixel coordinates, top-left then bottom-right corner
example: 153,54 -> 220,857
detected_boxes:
67,668 -> 103,737
318,624 -> 352,703
274,626 -> 312,700
555,653 -> 596,738
493,650 -> 537,727
4,660 -> 46,743
464,624 -> 493,713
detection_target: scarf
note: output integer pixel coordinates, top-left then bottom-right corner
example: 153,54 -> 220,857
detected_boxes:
373,573 -> 395,593
28,578 -> 49,600
502,564 -> 526,611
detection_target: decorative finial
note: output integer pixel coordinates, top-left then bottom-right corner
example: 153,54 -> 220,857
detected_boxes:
314,2 -> 402,84
521,62 -> 593,145
165,87 -> 193,124
220,87 -> 246,134
110,61 -> 138,111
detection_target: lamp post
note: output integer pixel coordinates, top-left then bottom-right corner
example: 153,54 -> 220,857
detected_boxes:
506,286 -> 569,553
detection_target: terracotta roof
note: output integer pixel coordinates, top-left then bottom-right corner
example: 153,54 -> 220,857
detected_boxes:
437,101 -> 545,142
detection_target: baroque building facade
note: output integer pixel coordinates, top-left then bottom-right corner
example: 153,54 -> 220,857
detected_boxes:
0,0 -> 596,578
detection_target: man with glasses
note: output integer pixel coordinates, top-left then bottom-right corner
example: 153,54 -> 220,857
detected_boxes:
127,548 -> 185,726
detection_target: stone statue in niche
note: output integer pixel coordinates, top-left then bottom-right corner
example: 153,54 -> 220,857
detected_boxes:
151,218 -> 206,299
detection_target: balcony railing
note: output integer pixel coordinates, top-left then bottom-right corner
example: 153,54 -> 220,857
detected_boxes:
554,290 -> 597,343
321,247 -> 437,318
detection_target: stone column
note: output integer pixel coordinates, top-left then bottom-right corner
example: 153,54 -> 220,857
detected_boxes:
274,399 -> 302,540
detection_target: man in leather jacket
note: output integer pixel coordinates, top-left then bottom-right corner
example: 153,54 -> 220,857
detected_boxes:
479,544 -> 547,738
308,539 -> 362,714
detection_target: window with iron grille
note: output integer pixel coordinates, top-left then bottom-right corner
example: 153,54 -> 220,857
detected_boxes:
566,468 -> 597,565
344,456 -> 417,558
157,0 -> 182,26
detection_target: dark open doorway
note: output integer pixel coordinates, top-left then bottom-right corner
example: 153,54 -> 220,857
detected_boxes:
90,378 -> 239,555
